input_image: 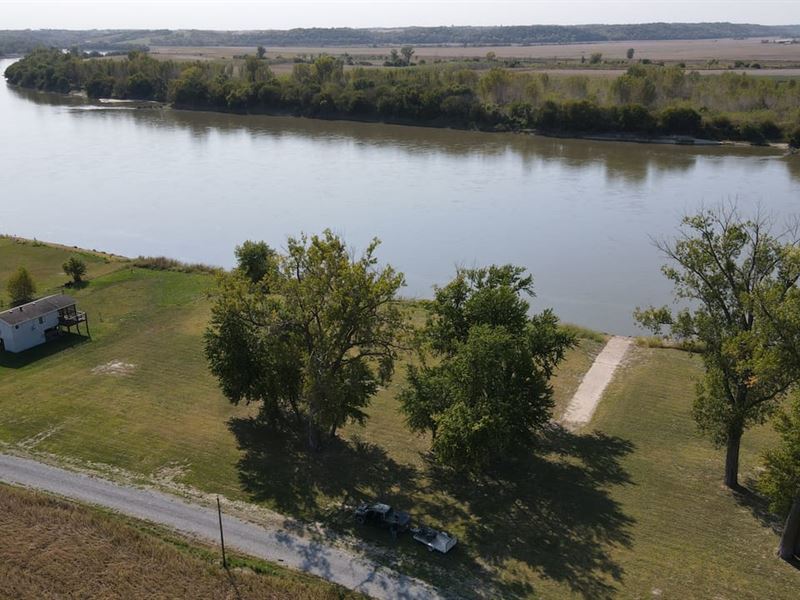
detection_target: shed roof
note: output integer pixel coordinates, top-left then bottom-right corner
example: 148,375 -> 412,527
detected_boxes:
0,294 -> 76,326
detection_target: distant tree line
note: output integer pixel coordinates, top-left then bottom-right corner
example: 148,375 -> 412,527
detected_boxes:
2,23 -> 800,53
5,48 -> 800,143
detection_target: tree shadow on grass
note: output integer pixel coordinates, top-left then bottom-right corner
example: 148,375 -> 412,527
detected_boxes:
0,333 -> 89,369
423,425 -> 637,599
230,416 -> 636,599
229,416 -> 418,518
732,478 -> 784,535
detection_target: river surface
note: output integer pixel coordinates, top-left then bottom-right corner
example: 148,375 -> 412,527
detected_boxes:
2,58 -> 798,333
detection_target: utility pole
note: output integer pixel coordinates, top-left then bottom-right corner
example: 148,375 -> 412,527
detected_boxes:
217,495 -> 227,569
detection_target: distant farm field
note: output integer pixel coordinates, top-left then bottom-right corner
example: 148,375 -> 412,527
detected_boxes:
149,37 -> 800,67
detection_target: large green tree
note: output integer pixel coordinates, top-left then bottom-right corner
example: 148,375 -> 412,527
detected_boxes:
7,267 -> 36,306
759,395 -> 800,561
635,207 -> 800,489
205,231 -> 406,451
400,265 -> 575,469
234,240 -> 277,284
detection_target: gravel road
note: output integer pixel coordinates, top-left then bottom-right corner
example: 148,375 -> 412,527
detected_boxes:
0,453 -> 445,600
562,336 -> 632,427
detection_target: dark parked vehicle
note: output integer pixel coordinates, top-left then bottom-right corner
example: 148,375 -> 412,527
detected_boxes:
354,502 -> 411,538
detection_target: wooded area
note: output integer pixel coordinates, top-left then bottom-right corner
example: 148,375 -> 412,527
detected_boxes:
6,48 -> 800,143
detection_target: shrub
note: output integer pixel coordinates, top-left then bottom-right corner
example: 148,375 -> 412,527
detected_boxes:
7,267 -> 36,306
62,256 -> 87,284
737,122 -> 767,145
133,256 -> 221,274
789,126 -> 800,149
658,106 -> 702,135
86,75 -> 115,99
617,104 -> 656,133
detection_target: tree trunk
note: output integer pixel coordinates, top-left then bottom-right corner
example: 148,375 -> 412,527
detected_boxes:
778,495 -> 800,561
308,421 -> 322,452
724,426 -> 743,490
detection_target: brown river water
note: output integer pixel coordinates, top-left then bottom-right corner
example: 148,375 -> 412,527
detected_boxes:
2,58 -> 798,333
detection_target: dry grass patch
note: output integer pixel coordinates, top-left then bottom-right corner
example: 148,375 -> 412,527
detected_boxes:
0,483 -> 361,600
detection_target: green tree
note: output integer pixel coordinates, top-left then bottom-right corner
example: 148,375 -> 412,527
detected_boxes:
789,126 -> 800,150
257,45 -> 267,59
170,66 -> 210,106
234,240 -> 277,284
386,49 -> 403,67
400,46 -> 415,66
759,395 -> 800,560
478,67 -> 513,105
626,48 -> 635,60
205,231 -> 406,451
635,207 -> 800,489
658,106 -> 702,135
589,52 -> 603,64
311,55 -> 344,84
86,74 -> 115,99
62,256 -> 87,284
400,265 -> 574,469
7,267 -> 36,306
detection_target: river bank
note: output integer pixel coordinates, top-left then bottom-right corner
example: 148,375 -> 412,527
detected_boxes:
55,89 -> 792,151
6,49 -> 800,149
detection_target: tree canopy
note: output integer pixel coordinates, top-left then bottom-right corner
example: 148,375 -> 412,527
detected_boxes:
759,394 -> 800,560
635,206 -> 800,489
7,49 -> 799,144
234,240 -> 277,285
6,267 -> 36,307
400,265 -> 575,469
205,231 -> 406,451
62,256 -> 87,284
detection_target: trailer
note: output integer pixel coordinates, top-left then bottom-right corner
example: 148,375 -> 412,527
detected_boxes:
411,525 -> 458,554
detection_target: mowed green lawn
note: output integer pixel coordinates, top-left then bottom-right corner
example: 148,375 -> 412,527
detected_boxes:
0,236 -> 123,306
0,239 -> 797,598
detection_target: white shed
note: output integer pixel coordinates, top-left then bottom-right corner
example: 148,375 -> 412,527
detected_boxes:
0,294 -> 87,354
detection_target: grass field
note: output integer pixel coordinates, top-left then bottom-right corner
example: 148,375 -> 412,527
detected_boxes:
0,236 -> 123,307
147,38 -> 800,77
0,483 -> 362,599
149,38 -> 800,64
1,239 -> 798,598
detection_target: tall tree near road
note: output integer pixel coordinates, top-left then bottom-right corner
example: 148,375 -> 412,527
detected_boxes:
635,206 -> 800,489
400,265 -> 574,469
205,231 -> 406,451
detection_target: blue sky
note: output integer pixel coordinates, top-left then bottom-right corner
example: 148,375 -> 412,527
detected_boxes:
3,1 -> 799,29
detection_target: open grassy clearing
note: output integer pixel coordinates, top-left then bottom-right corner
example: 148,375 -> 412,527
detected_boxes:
1,239 -> 797,597
585,346 -> 798,599
0,240 -> 606,597
0,483 -> 362,599
0,235 -> 124,307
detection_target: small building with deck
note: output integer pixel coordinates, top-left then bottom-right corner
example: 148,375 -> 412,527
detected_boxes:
0,294 -> 88,354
